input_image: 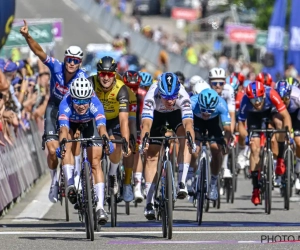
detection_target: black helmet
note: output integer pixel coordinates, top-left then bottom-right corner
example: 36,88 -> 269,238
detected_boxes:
96,56 -> 117,72
174,71 -> 185,84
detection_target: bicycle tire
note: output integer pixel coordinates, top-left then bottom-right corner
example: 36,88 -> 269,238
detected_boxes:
110,188 -> 117,227
217,175 -> 221,209
266,151 -> 273,215
84,162 -> 94,241
166,161 -> 173,239
102,158 -> 108,207
85,211 -> 90,239
197,154 -> 206,225
231,147 -> 236,203
225,178 -> 230,203
64,180 -> 69,222
125,202 -> 130,215
204,156 -> 211,212
284,149 -> 292,210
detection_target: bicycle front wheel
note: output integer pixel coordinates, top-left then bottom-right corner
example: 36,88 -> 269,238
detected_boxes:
84,162 -> 94,241
197,155 -> 206,225
230,147 -> 236,203
284,148 -> 292,210
265,151 -> 273,215
166,161 -> 173,239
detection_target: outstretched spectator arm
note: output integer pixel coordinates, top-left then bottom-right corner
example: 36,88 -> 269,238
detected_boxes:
0,71 -> 9,91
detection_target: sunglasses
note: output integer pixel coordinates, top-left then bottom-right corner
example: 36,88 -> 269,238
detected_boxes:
72,98 -> 91,105
250,96 -> 264,104
160,94 -> 178,100
65,57 -> 81,65
200,108 -> 215,114
98,71 -> 116,78
211,81 -> 225,87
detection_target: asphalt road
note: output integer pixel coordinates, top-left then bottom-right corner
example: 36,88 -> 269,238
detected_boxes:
2,0 -> 300,249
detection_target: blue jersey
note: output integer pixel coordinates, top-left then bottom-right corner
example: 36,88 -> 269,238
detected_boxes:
43,56 -> 87,105
191,94 -> 231,125
58,92 -> 106,129
238,87 -> 285,122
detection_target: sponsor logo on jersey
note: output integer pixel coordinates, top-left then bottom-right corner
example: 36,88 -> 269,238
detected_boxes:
64,107 -> 70,113
130,104 -> 137,112
95,114 -> 105,120
90,103 -> 98,113
58,114 -> 69,121
144,100 -> 154,108
55,83 -> 68,94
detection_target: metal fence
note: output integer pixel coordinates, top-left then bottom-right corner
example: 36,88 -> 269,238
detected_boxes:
73,0 -> 209,79
0,120 -> 47,215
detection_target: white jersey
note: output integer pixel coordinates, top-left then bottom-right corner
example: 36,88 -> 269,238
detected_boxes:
287,86 -> 300,113
141,83 -> 193,120
221,84 -> 235,112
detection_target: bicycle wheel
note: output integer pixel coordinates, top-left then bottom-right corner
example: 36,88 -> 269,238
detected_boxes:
64,178 -> 70,222
265,151 -> 273,215
216,175 -> 221,209
110,189 -> 117,227
84,162 -> 94,241
125,202 -> 130,215
166,161 -> 173,239
284,149 -> 292,210
204,158 -> 211,212
230,147 -> 236,203
197,155 -> 206,225
101,158 -> 108,207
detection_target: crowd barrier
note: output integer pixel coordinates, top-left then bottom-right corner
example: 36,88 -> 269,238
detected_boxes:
72,0 -> 209,79
0,120 -> 47,215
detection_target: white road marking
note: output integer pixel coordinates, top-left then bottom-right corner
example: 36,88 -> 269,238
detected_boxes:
62,0 -> 79,11
12,178 -> 53,222
97,28 -> 113,42
2,230 -> 300,235
82,14 -> 91,23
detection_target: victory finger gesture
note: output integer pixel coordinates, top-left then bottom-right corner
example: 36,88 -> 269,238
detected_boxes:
20,20 -> 29,38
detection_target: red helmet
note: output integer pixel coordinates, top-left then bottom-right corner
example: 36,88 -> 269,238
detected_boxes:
256,72 -> 273,86
232,72 -> 245,85
245,81 -> 265,99
123,70 -> 141,89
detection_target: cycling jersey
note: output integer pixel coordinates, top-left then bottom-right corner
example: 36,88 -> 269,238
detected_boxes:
43,55 -> 87,105
89,76 -> 131,120
238,87 -> 286,122
221,84 -> 235,112
235,90 -> 244,111
286,86 -> 300,113
141,83 -> 193,121
58,92 -> 106,128
191,94 -> 231,126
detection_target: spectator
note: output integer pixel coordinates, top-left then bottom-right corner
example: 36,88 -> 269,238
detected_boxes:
185,43 -> 198,65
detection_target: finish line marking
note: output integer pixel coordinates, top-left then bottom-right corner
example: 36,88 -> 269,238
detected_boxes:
1,230 -> 300,235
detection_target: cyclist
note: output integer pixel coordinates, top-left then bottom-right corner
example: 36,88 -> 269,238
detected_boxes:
139,72 -> 153,92
123,70 -> 146,203
57,77 -> 113,225
88,56 -> 131,196
238,81 -> 292,205
20,20 -> 87,203
191,88 -> 232,200
256,72 -> 275,88
274,80 -> 300,190
174,71 -> 185,85
208,68 -> 235,178
192,79 -> 211,95
286,76 -> 300,88
140,72 -> 195,220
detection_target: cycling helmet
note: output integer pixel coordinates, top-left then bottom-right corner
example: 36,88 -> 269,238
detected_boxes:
128,64 -> 139,71
232,72 -> 245,85
70,78 -> 93,99
243,79 -> 252,88
226,75 -> 239,91
189,75 -> 204,87
123,70 -> 141,89
198,88 -> 219,110
192,81 -> 210,95
64,46 -> 83,60
174,71 -> 185,84
256,72 -> 273,86
158,72 -> 180,98
275,80 -> 292,98
286,76 -> 299,87
209,67 -> 226,80
140,72 -> 153,87
245,81 -> 265,99
97,56 -> 117,72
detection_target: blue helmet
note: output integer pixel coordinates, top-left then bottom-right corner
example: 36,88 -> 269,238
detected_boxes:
140,72 -> 153,87
158,72 -> 180,98
275,80 -> 292,98
226,75 -> 239,91
198,88 -> 219,110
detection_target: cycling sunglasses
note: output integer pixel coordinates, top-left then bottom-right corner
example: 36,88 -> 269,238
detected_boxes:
211,81 -> 225,87
250,96 -> 264,104
72,98 -> 91,105
160,94 -> 178,100
65,57 -> 81,65
98,71 -> 116,78
200,108 -> 215,114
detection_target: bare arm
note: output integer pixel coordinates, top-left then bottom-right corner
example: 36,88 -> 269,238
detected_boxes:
119,111 -> 130,143
0,71 -> 9,91
280,109 -> 292,133
229,111 -> 235,133
140,118 -> 153,140
182,118 -> 195,141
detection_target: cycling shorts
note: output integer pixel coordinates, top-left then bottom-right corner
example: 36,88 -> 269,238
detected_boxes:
44,102 -> 59,143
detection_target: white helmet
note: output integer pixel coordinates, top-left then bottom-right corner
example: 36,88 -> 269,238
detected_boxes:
192,81 -> 210,95
70,78 -> 93,99
208,67 -> 226,80
189,75 -> 204,87
64,46 -> 84,60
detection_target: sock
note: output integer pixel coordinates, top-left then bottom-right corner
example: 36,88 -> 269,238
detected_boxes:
251,171 -> 259,189
145,182 -> 156,204
178,163 -> 184,185
109,162 -> 119,176
278,142 -> 285,159
50,169 -> 58,186
210,175 -> 218,185
222,154 -> 229,170
95,183 -> 105,210
134,172 -> 142,190
124,167 -> 132,185
62,164 -> 75,187
180,163 -> 190,184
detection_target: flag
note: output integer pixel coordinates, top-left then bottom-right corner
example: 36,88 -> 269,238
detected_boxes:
263,0 -> 287,81
287,0 -> 300,75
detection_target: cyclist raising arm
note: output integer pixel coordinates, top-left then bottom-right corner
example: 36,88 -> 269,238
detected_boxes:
58,78 -> 113,225
20,19 -> 87,203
